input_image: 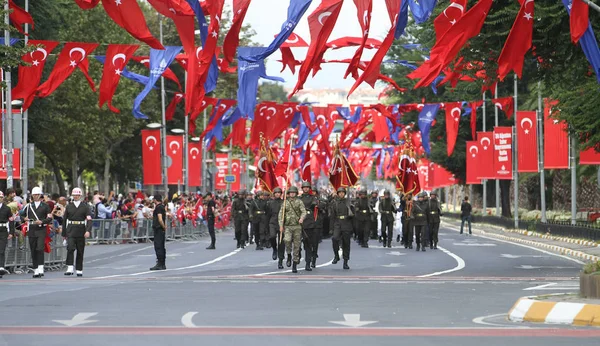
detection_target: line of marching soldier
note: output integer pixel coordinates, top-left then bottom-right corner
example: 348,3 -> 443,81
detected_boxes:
400,191 -> 442,251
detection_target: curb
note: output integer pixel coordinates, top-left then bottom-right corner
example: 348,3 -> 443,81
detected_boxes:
505,229 -> 599,248
508,297 -> 600,326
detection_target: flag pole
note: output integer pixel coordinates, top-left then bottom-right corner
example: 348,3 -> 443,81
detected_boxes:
494,83 -> 500,216
482,91 -> 487,214
279,134 -> 295,244
4,0 -> 13,189
537,81 -> 547,223
570,126 -> 577,226
159,16 -> 168,196
513,73 -> 519,229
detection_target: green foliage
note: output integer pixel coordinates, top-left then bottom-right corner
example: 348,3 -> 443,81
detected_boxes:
258,82 -> 298,103
583,261 -> 600,275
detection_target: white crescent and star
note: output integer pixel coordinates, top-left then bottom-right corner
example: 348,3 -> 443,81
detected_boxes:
469,145 -> 479,157
495,102 -> 503,110
196,47 -> 203,59
145,136 -> 157,150
444,2 -> 465,18
318,11 -> 331,26
316,114 -> 327,126
190,147 -> 200,159
169,140 -> 181,154
112,53 -> 126,67
69,47 -> 87,61
480,137 -> 491,150
231,162 -> 239,171
30,47 -> 48,61
451,107 -> 461,121
258,157 -> 267,173
520,117 -> 533,134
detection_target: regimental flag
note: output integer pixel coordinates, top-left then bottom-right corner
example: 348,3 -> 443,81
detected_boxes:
404,154 -> 421,195
395,147 -> 411,192
329,144 -> 359,191
543,99 -> 569,169
516,111 -> 539,172
166,135 -> 183,185
466,141 -> 482,184
257,135 -> 278,193
493,126 -> 514,180
188,141 -> 202,187
301,145 -> 312,184
477,132 -> 495,179
141,129 -> 161,185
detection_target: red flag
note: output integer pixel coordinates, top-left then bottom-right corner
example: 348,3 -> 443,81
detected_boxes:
231,159 -> 241,192
492,96 -> 514,119
445,102 -> 462,156
147,0 -> 195,56
417,159 -> 430,191
408,0 -> 493,88
274,138 -> 292,177
543,99 -> 569,169
12,40 -> 59,111
224,118 -> 247,150
372,109 -> 390,142
570,0 -> 589,43
36,42 -> 99,98
199,99 -> 236,139
257,137 -> 278,193
221,0 -> 252,71
99,44 -> 139,113
215,153 -> 228,190
166,93 -> 184,121
101,0 -> 163,49
329,145 -> 359,190
9,0 -> 34,35
580,147 -> 600,165
313,106 -> 334,141
395,150 -> 410,192
470,100 -> 483,140
344,0 -> 373,79
493,126 -> 513,180
0,148 -> 20,180
132,56 -> 182,91
301,146 -> 312,183
189,97 -> 218,136
188,141 -> 202,187
477,132 -> 495,179
497,0 -> 534,81
466,141 -> 482,184
248,102 -> 276,149
433,0 -> 468,40
166,135 -> 183,185
347,0 -> 401,97
141,129 -> 161,185
290,0 -> 344,98
267,104 -> 296,140
73,0 -> 100,9
329,37 -> 381,50
516,111 -> 538,172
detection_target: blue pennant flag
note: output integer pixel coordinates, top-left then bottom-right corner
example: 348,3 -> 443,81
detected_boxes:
395,0 -> 410,38
222,107 -> 242,126
401,43 -> 427,51
408,0 -> 438,24
239,0 -> 312,63
95,56 -> 153,87
237,46 -> 285,120
417,104 -> 440,155
132,46 -> 182,119
295,122 -> 309,149
561,0 -> 600,83
0,38 -> 20,46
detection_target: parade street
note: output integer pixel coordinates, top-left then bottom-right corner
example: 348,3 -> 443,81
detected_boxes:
1,225 -> 598,346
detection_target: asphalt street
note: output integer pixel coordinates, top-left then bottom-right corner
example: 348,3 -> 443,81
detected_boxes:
0,224 -> 597,346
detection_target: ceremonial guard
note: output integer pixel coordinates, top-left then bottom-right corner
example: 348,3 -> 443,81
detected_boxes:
378,190 -> 396,248
312,185 -> 327,268
411,192 -> 429,252
279,187 -> 306,273
330,187 -> 354,270
0,191 -> 15,278
369,191 -> 379,240
300,182 -> 318,272
232,190 -> 249,249
24,187 -> 53,278
428,191 -> 442,249
353,189 -> 371,248
249,191 -> 268,250
63,188 -> 92,277
266,187 -> 284,266
402,193 -> 414,249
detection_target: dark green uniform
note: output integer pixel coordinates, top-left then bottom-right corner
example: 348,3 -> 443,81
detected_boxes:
267,197 -> 284,260
249,196 -> 268,250
353,196 -> 371,247
369,194 -> 379,239
331,195 -> 354,266
411,199 -> 429,251
378,197 -> 396,247
428,198 -> 441,249
232,196 -> 249,248
313,192 -> 327,266
300,193 -> 318,268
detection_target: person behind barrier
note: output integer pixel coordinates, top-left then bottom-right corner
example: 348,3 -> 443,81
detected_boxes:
0,191 -> 16,279
63,188 -> 92,277
23,187 -> 53,278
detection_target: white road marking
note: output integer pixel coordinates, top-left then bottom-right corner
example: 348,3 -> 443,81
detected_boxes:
329,314 -> 378,327
385,251 -> 406,256
381,263 -> 404,268
472,313 -> 527,328
501,254 -> 548,259
516,265 -> 576,270
249,250 -> 341,276
181,312 -> 198,328
453,243 -> 496,247
53,313 -> 98,327
523,282 -> 579,291
418,246 -> 466,278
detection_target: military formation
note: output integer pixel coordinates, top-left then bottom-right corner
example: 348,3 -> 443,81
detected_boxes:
229,184 -> 443,273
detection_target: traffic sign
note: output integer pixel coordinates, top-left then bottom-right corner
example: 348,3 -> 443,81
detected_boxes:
224,175 -> 236,183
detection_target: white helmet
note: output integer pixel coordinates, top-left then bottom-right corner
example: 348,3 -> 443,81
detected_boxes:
71,187 -> 83,196
31,187 -> 42,195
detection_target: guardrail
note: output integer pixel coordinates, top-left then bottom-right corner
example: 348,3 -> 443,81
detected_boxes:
4,218 -> 207,273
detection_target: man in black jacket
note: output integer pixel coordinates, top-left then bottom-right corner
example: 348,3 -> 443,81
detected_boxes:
25,187 -> 53,278
266,187 -> 284,265
330,187 -> 354,270
379,190 -> 396,248
0,191 -> 15,278
63,188 -> 92,277
300,182 -> 318,271
232,191 -> 249,249
460,196 -> 472,235
428,191 -> 442,249
354,189 -> 371,248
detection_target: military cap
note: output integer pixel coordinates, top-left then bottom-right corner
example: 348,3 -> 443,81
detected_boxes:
358,189 -> 367,195
301,181 -> 311,188
383,190 -> 391,196
337,187 -> 347,193
238,190 -> 247,195
287,186 -> 299,194
273,187 -> 283,193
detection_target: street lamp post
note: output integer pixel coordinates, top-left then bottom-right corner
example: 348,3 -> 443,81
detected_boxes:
146,122 -> 166,195
4,0 -> 13,189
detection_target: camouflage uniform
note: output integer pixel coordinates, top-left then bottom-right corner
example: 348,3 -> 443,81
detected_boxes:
278,192 -> 307,265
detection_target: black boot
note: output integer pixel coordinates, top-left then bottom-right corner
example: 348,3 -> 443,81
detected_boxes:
292,262 -> 298,273
332,253 -> 340,264
434,242 -> 438,250
387,241 -> 392,248
397,235 -> 401,243
206,243 -> 215,250
343,260 -> 350,270
305,261 -> 312,271
311,257 -> 316,268
278,259 -> 284,269
286,254 -> 292,267
416,244 -> 420,251
422,246 -> 426,252
149,261 -> 161,270
272,248 -> 277,260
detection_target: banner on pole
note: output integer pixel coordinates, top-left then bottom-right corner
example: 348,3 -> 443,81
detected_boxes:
466,141 -> 482,184
188,142 -> 202,187
516,111 -> 538,172
141,129 -> 161,185
493,126 -> 513,180
166,135 -> 183,185
476,131 -> 495,179
215,153 -> 228,190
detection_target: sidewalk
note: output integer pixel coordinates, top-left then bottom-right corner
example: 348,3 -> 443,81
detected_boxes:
441,218 -> 600,262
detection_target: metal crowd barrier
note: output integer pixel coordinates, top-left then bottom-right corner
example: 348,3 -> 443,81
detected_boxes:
4,218 -> 207,272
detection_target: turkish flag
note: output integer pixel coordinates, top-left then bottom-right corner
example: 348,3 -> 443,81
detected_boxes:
141,129 -> 161,185
497,0 -> 534,81
516,111 -> 538,172
215,153 -> 228,190
132,56 -> 182,91
313,106 -> 334,141
248,102 -> 276,149
36,42 -> 99,98
477,132 -> 495,179
301,147 -> 312,184
492,96 -> 515,119
147,0 -> 195,56
188,142 -> 202,187
466,141 -> 482,184
433,0 -> 467,40
12,40 -> 59,111
580,147 -> 600,165
189,97 -> 218,136
329,146 -> 359,190
280,32 -> 310,48
74,0 -> 100,9
267,104 -> 295,140
9,0 -> 34,35
344,0 -> 373,79
417,159 -> 430,191
372,109 -> 391,142
221,0 -> 252,71
99,44 -> 139,113
395,152 -> 410,192
199,99 -> 236,139
570,0 -> 589,44
101,0 -> 163,49
224,118 -> 247,151
445,102 -> 462,157
257,147 -> 278,193
470,100 -> 483,140
290,0 -> 344,97
493,126 -> 513,180
0,148 -> 20,180
328,37 -> 381,50
543,99 -> 569,169
405,156 -> 421,195
274,138 -> 292,177
430,163 -> 456,189
166,93 -> 185,121
231,158 -> 242,192
166,135 -> 183,185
